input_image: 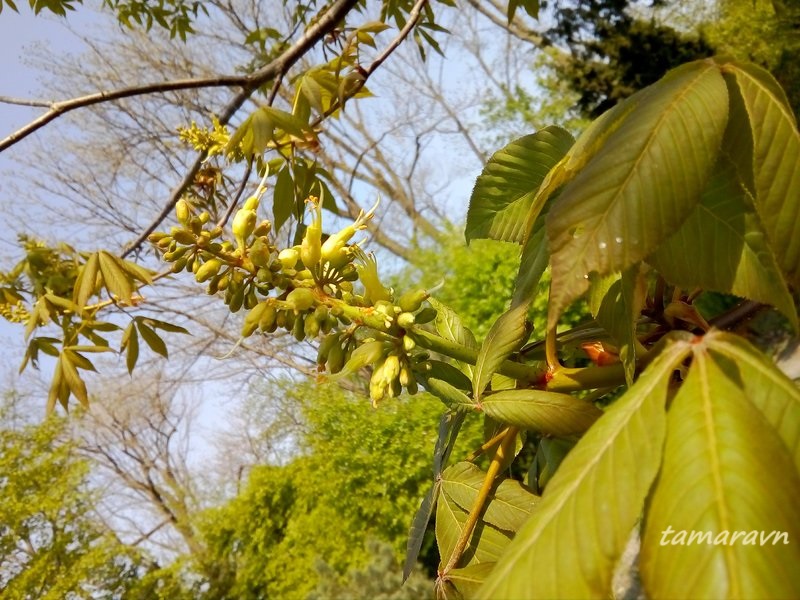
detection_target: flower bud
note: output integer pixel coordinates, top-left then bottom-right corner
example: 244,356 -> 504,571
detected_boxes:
176,199 -> 191,225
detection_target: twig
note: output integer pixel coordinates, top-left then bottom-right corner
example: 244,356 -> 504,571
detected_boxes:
0,96 -> 54,108
217,162 -> 253,229
709,300 -> 764,330
119,0 -> 360,257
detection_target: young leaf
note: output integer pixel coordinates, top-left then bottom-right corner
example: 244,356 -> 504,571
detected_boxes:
641,342 -> 800,598
429,297 -> 478,377
273,165 -> 295,232
426,378 -> 478,410
724,60 -> 800,287
47,358 -> 64,415
591,265 -> 647,385
121,322 -> 139,375
481,389 -> 602,437
59,351 -> 88,408
404,481 -> 441,582
137,321 -> 168,358
546,60 -> 729,329
473,303 -> 529,402
466,126 -> 573,244
478,333 -> 692,599
441,461 -> 539,532
98,251 -> 134,302
73,251 -> 100,308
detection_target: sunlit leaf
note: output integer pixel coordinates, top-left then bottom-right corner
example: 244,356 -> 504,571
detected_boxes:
481,389 -> 602,436
704,330 -> 800,471
441,462 -> 539,532
59,351 -> 88,408
478,334 -> 692,599
436,489 -> 513,569
98,251 -> 134,302
473,303 -> 529,402
546,60 -> 728,329
641,341 -> 800,599
73,251 -> 99,308
137,321 -> 168,358
445,563 -> 496,599
466,127 -> 573,244
426,378 -> 478,410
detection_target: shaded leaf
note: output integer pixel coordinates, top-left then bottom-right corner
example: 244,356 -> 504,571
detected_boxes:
404,482 -> 441,582
273,165 -> 294,232
430,297 -> 478,378
478,334 -> 693,599
481,389 -> 602,437
546,60 -> 728,329
121,322 -> 139,375
640,341 -> 800,599
724,61 -> 800,286
648,157 -> 797,327
434,410 -> 466,479
592,265 -> 647,385
445,563 -> 497,599
466,127 -> 573,244
59,351 -> 88,408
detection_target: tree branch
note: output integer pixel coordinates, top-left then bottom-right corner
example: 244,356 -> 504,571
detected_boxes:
119,0 -> 361,257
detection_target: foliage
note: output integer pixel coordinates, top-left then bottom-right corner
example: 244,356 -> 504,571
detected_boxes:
195,382 -> 480,598
2,0 -> 800,598
310,540 -> 433,600
0,397 -> 146,598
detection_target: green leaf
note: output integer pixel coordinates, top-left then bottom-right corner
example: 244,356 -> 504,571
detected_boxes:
404,482 -> 440,582
640,341 -> 800,599
429,297 -> 478,377
591,265 -> 647,385
137,321 -> 168,358
441,462 -> 539,532
141,317 -> 190,335
436,489 -> 513,569
473,303 -> 529,402
59,351 -> 88,408
546,60 -> 729,329
73,251 -> 99,308
478,334 -> 693,599
445,563 -> 497,599
724,61 -> 800,286
262,106 -> 309,139
705,331 -> 800,472
47,358 -> 64,415
481,389 -> 602,437
466,127 -> 573,244
117,257 -> 153,285
426,378 -> 478,410
63,349 -> 96,372
433,410 -> 466,478
421,360 -> 473,392
98,251 -> 134,302
511,219 -> 548,311
648,157 -> 797,328
121,322 -> 139,375
273,165 -> 295,232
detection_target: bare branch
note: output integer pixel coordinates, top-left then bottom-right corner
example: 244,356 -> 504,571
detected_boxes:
0,96 -> 54,108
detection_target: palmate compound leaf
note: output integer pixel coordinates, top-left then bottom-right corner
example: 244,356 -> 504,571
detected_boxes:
465,126 -> 574,244
640,336 -> 800,599
545,59 -> 729,330
648,153 -> 797,328
723,60 -> 800,287
477,333 -> 693,599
